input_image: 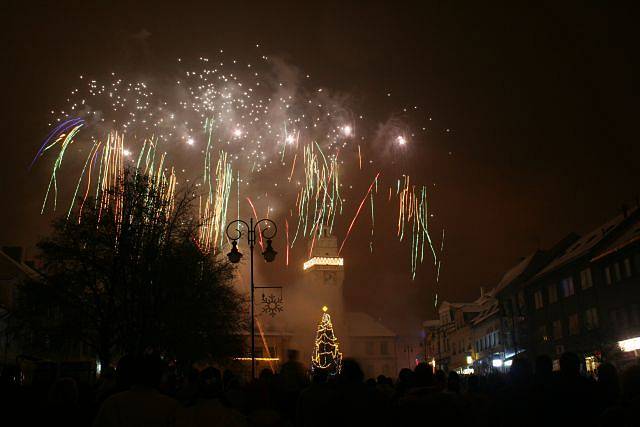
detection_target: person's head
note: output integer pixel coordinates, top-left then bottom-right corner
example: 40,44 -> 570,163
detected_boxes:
535,355 -> 553,377
365,378 -> 376,387
259,368 -> 274,382
99,366 -> 116,382
620,365 -> 640,400
467,375 -> 480,393
340,358 -> 364,384
199,367 -> 222,398
311,369 -> 328,384
597,363 -> 618,384
397,368 -> 415,389
434,369 -> 447,390
287,349 -> 299,362
559,352 -> 581,377
131,353 -> 164,388
414,362 -> 434,387
510,358 -> 532,385
116,354 -> 135,390
376,375 -> 386,385
47,377 -> 78,406
447,371 -> 460,392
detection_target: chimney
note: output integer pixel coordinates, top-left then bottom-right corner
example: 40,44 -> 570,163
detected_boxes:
2,246 -> 24,264
622,204 -> 629,219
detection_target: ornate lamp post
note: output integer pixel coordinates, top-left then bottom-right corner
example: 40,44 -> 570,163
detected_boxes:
226,218 -> 277,379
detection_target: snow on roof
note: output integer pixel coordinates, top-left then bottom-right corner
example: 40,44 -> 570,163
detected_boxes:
535,210 -> 631,278
493,252 -> 537,294
471,299 -> 500,326
346,312 -> 396,337
591,213 -> 640,262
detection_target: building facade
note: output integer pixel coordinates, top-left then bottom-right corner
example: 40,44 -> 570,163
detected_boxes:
521,208 -> 640,370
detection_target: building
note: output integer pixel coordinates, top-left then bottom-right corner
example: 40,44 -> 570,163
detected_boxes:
470,290 -> 503,374
521,207 -> 640,370
242,229 -> 399,378
0,247 -> 40,366
422,205 -> 640,374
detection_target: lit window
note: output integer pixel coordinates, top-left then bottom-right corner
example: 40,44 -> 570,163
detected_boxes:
619,336 -> 640,352
605,266 -> 612,285
623,258 -> 632,278
539,325 -> 549,342
517,291 -> 525,309
569,313 -> 580,335
613,263 -> 621,282
366,341 -> 374,355
553,320 -> 563,340
580,268 -> 593,289
548,285 -> 558,303
585,308 -> 599,330
380,341 -> 389,355
561,277 -> 575,297
534,290 -> 544,309
585,356 -> 599,373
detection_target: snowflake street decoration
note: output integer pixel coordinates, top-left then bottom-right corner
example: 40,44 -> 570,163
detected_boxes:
262,293 -> 284,317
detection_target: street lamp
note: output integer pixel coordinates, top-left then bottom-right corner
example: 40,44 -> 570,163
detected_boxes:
226,217 -> 277,380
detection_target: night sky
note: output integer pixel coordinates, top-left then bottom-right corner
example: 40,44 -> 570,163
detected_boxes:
3,1 -> 639,335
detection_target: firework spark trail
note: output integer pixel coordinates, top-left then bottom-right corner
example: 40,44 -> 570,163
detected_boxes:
40,124 -> 85,213
292,143 -> 342,248
338,171 -> 380,256
396,179 -> 440,279
34,54 -> 446,280
246,196 -> 264,251
30,118 -> 84,170
285,218 -> 290,267
198,151 -> 233,253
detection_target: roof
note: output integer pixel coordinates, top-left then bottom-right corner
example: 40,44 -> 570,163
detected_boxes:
422,319 -> 439,328
534,210 -> 634,279
493,252 -> 537,294
471,299 -> 500,326
0,250 -> 40,282
591,213 -> 640,262
346,312 -> 396,337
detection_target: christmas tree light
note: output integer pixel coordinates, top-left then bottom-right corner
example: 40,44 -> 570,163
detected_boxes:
311,306 -> 343,376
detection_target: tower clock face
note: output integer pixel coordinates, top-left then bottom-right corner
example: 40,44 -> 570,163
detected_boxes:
324,271 -> 336,285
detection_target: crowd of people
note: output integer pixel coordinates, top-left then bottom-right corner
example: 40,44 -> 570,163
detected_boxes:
1,350 -> 639,426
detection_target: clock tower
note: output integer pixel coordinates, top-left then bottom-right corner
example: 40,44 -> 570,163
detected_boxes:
303,228 -> 345,323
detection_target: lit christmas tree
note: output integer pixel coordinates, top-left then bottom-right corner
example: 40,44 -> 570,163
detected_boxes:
311,306 -> 343,376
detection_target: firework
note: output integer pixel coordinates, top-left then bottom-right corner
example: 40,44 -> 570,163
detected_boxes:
34,51 -> 445,280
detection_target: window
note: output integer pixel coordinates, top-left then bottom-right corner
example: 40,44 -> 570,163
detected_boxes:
553,320 -> 563,340
534,290 -> 544,309
561,277 -> 575,297
548,285 -> 558,303
609,308 -> 628,328
605,266 -> 612,285
613,263 -> 621,282
380,341 -> 389,355
569,313 -> 580,335
538,325 -> 549,342
585,308 -> 599,330
517,291 -> 525,309
623,258 -> 632,278
630,304 -> 639,326
366,341 -> 375,355
580,268 -> 593,289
